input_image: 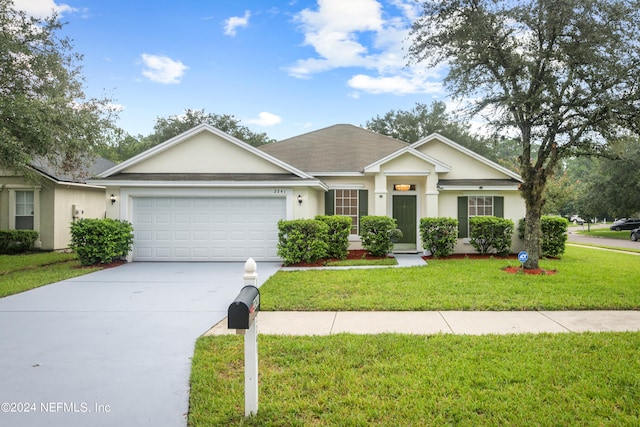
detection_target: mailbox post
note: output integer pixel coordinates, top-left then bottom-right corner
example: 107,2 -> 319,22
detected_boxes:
228,284 -> 260,417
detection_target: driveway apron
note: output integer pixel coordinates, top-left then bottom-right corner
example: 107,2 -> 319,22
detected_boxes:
0,261 -> 280,427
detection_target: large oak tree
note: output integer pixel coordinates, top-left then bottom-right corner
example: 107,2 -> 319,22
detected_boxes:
409,0 -> 640,268
0,0 -> 117,178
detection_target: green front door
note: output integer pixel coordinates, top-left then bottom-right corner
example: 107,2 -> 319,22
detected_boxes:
392,195 -> 417,248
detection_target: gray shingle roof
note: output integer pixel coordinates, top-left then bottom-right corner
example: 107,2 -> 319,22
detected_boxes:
259,124 -> 408,173
30,156 -> 116,183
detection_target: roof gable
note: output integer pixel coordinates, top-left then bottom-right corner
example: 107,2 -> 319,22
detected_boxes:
364,146 -> 451,174
259,124 -> 407,174
411,133 -> 522,181
99,124 -> 312,179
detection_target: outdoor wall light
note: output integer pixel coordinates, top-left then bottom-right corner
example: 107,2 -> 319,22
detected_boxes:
297,194 -> 303,205
110,194 -> 117,205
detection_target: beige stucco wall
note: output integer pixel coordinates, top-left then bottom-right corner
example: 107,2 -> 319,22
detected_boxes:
123,132 -> 288,174
438,190 -> 525,254
417,139 -> 509,180
53,184 -> 107,250
0,170 -> 106,250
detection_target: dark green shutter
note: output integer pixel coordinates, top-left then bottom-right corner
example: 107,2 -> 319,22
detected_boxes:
494,196 -> 504,218
457,196 -> 468,238
358,190 -> 368,218
324,190 -> 335,215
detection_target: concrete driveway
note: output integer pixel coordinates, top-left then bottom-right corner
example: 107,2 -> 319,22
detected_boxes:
0,261 -> 280,427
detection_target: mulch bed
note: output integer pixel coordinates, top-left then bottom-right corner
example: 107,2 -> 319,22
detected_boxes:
285,249 -> 392,268
422,253 -> 557,275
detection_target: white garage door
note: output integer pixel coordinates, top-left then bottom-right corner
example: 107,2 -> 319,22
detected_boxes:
132,197 -> 285,261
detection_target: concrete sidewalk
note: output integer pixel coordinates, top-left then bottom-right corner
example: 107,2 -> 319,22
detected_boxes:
206,310 -> 640,336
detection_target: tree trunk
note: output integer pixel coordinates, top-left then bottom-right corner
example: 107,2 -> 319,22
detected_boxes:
520,165 -> 546,269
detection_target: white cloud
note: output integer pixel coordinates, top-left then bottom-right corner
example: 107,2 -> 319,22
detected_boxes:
224,11 -> 251,36
247,112 -> 282,127
13,0 -> 77,18
287,0 -> 384,77
286,0 -> 434,96
140,54 -> 188,84
347,73 -> 444,95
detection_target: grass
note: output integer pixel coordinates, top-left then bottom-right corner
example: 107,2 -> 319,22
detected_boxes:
260,245 -> 640,311
0,251 -> 100,297
576,228 -> 632,240
189,332 -> 640,426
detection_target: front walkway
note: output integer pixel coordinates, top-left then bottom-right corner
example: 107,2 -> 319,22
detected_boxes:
206,310 -> 640,336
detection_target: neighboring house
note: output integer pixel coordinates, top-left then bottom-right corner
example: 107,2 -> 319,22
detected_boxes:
0,157 -> 115,250
91,123 -> 525,262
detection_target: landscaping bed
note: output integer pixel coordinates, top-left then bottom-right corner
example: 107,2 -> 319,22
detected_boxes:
285,249 -> 395,267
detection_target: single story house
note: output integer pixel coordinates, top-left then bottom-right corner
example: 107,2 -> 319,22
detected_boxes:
0,157 -> 115,250
91,123 -> 525,262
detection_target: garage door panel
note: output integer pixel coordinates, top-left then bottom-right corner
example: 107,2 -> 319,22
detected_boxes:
132,196 -> 284,261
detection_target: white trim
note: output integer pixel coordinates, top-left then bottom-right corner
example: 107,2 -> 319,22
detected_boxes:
327,184 -> 365,189
438,185 -> 520,191
87,179 -> 328,190
364,146 -> 451,174
310,172 -> 364,177
384,171 -> 430,177
97,124 -> 314,180
411,133 -> 523,182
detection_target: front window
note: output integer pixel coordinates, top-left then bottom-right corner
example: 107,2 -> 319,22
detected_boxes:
468,196 -> 493,217
335,189 -> 359,234
15,190 -> 35,230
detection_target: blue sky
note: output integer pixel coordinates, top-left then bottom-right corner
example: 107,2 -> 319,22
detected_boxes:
15,0 -> 448,141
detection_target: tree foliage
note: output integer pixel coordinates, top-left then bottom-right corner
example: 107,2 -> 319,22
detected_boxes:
98,109 -> 275,162
409,0 -> 640,268
147,109 -> 274,148
577,137 -> 640,218
0,0 -> 118,177
367,102 -> 491,159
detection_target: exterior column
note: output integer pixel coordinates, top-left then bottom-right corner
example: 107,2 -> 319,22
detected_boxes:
373,173 -> 388,215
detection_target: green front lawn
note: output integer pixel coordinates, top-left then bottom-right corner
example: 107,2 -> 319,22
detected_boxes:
576,228 -> 633,240
260,245 -> 640,311
190,332 -> 640,426
0,252 -> 100,297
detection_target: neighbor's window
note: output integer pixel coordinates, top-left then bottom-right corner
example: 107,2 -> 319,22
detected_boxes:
335,189 -> 359,234
468,195 -> 493,217
15,190 -> 34,230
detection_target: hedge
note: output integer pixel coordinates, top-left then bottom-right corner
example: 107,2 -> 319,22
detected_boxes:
315,215 -> 352,260
419,217 -> 458,258
70,219 -> 134,266
277,219 -> 329,266
469,216 -> 514,256
0,230 -> 39,254
359,216 -> 401,257
518,216 -> 569,258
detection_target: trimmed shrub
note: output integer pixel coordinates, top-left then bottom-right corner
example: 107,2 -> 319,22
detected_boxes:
359,216 -> 400,257
315,215 -> 351,260
518,216 -> 569,258
0,230 -> 39,254
419,217 -> 458,258
70,219 -> 134,266
469,216 -> 514,256
277,219 -> 329,266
